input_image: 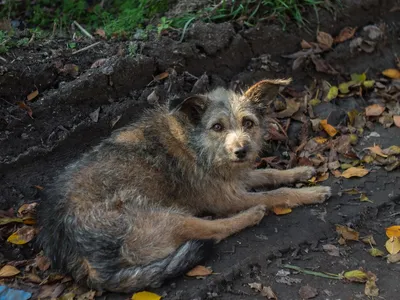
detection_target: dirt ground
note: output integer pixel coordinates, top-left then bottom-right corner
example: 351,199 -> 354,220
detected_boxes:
1,0 -> 400,299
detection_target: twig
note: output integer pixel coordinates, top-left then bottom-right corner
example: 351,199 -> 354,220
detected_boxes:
0,56 -> 7,63
71,41 -> 101,55
73,20 -> 95,40
283,264 -> 341,280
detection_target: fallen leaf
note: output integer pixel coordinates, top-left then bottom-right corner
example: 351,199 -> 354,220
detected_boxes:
363,80 -> 375,88
394,116 -> 400,127
386,225 -> 400,238
311,55 -> 338,75
326,86 -> 338,101
360,193 -> 372,203
361,235 -> 376,245
339,82 -> 350,94
132,291 -> 161,300
89,107 -> 100,123
0,217 -> 23,225
36,254 -> 51,271
27,89 -> 39,101
387,253 -> 400,263
366,144 -> 388,157
275,99 -> 300,118
94,28 -> 106,38
248,282 -> 277,299
24,272 -> 42,283
368,247 -> 385,257
59,292 -> 76,300
350,73 -> 366,83
322,244 -> 340,257
385,236 -> 400,254
382,68 -> 400,79
343,269 -> 368,282
382,146 -> 400,156
320,119 -> 337,137
17,202 -> 38,217
299,284 -> 318,299
153,72 -> 169,81
336,225 -> 359,241
273,207 -> 292,215
186,265 -> 212,277
17,101 -> 33,119
332,169 -> 342,177
61,64 -> 79,77
341,167 -> 369,178
301,39 -> 312,49
334,27 -> 357,43
317,31 -> 333,50
364,272 -> 379,297
314,137 -> 328,144
38,284 -> 66,299
0,265 -> 20,277
7,226 -> 36,245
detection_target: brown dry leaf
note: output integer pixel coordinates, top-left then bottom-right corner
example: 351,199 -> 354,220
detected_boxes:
320,119 -> 337,137
336,225 -> 359,242
310,55 -> 338,75
317,31 -> 333,50
153,72 -> 169,81
387,253 -> 400,263
332,169 -> 342,177
382,146 -> 400,155
316,173 -> 329,182
27,89 -> 39,101
17,101 -> 33,119
334,26 -> 357,43
386,225 -> 400,238
38,284 -> 66,299
273,207 -> 292,215
7,226 -> 36,245
361,235 -> 377,246
382,68 -> 400,79
385,236 -> 400,254
0,265 -> 20,277
394,115 -> 400,127
322,244 -> 340,257
341,167 -> 369,178
299,284 -> 318,299
94,28 -> 106,38
364,272 -> 379,297
25,272 -> 42,283
301,39 -> 312,49
17,202 -> 38,217
366,144 -> 388,157
248,282 -> 277,299
36,254 -> 51,271
275,99 -> 300,118
365,104 -> 385,117
186,265 -> 212,277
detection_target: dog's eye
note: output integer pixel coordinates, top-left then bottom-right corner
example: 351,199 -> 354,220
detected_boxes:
212,123 -> 224,132
243,119 -> 254,129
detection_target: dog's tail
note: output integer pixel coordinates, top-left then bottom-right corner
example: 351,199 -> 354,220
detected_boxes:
97,239 -> 213,293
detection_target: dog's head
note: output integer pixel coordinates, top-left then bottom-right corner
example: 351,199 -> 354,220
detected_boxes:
170,79 -> 291,171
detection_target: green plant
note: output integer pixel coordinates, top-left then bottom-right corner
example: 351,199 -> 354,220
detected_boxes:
157,17 -> 173,36
0,30 -> 10,53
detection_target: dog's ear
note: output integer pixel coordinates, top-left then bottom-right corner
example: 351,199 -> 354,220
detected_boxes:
244,78 -> 292,104
170,95 -> 209,123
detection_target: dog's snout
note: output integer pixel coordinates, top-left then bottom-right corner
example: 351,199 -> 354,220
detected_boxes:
234,146 -> 248,159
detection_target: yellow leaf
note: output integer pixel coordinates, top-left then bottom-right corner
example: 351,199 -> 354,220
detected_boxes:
363,80 -> 375,88
368,247 -> 385,257
27,89 -> 39,101
365,104 -> 385,117
347,109 -> 358,125
0,265 -> 20,277
382,145 -> 400,156
341,167 -> 369,178
382,68 -> 400,79
344,188 -> 361,195
386,225 -> 400,238
309,98 -> 321,106
186,265 -> 213,277
272,207 -> 292,215
387,253 -> 400,263
132,291 -> 161,300
316,173 -> 329,182
0,217 -> 23,226
336,225 -> 359,241
7,226 -> 36,245
314,136 -> 328,144
350,73 -> 367,83
326,86 -> 338,101
385,236 -> 400,254
366,144 -> 387,157
360,193 -> 372,203
320,119 -> 337,137
338,82 -> 350,94
343,270 -> 368,282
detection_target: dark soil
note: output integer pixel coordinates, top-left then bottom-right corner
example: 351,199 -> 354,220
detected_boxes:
1,0 -> 400,299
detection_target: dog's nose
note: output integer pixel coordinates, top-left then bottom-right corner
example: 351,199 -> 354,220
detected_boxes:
234,146 -> 248,159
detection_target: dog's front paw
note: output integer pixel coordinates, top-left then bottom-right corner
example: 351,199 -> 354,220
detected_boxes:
242,204 -> 267,226
293,166 -> 317,182
307,186 -> 332,203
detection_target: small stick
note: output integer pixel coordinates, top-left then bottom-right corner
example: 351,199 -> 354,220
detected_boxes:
71,41 -> 101,55
73,20 -> 95,40
0,56 -> 7,63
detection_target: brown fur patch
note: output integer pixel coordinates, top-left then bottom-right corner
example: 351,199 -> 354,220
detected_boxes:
82,258 -> 99,280
115,128 -> 145,144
